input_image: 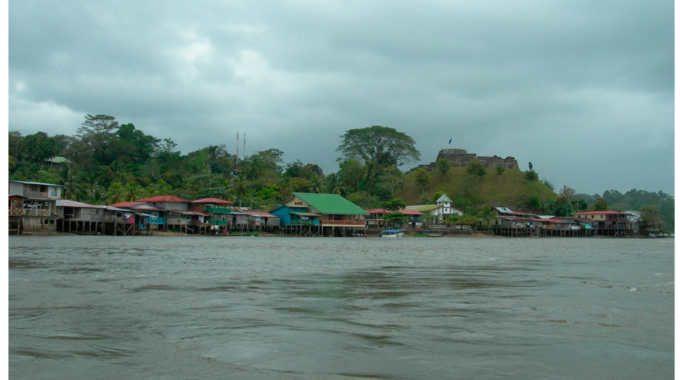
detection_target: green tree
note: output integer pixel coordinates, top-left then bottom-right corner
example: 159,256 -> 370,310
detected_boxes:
437,159 -> 451,180
418,190 -> 429,204
105,182 -> 125,204
495,166 -> 505,184
454,214 -> 479,230
383,212 -> 409,227
479,205 -> 495,226
414,168 -> 430,191
381,198 -> 406,211
337,160 -> 366,193
638,205 -> 665,235
59,166 -> 82,200
309,175 -> 323,193
232,175 -> 249,207
590,198 -> 610,211
23,132 -> 57,163
376,166 -> 404,199
242,155 -> 265,179
75,114 -> 120,168
559,186 -> 576,203
524,170 -> 539,182
337,125 -> 420,168
466,160 -> 486,177
458,175 -> 480,198
323,173 -> 344,195
541,178 -> 554,191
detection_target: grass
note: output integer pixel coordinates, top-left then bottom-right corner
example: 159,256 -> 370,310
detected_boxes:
396,167 -> 558,209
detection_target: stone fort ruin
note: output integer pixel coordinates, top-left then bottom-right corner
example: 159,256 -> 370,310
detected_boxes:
417,149 -> 519,171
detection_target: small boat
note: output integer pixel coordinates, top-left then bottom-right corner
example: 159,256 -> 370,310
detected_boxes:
379,229 -> 404,238
426,232 -> 442,237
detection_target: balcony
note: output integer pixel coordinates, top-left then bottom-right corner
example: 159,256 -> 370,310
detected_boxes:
9,208 -> 23,216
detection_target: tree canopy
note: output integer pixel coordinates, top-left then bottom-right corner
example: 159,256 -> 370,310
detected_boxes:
336,125 -> 420,168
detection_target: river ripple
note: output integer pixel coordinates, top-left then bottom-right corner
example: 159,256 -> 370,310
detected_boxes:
9,236 -> 674,379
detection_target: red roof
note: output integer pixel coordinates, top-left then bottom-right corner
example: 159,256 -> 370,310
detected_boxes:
137,195 -> 188,203
574,211 -> 630,215
192,197 -> 234,205
366,208 -> 391,214
109,201 -> 144,208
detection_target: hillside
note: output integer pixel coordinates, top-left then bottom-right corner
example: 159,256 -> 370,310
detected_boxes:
395,166 -> 558,209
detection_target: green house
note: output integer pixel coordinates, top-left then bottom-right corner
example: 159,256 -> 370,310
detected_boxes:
271,193 -> 368,236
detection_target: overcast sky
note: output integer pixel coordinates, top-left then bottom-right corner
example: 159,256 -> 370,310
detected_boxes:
8,0 -> 675,195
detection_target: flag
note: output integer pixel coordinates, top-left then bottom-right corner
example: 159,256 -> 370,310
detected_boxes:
448,137 -> 452,145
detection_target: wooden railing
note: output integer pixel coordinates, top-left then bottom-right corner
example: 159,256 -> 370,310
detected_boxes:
8,208 -> 23,216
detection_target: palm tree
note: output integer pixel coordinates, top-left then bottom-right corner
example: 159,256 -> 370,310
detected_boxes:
278,177 -> 293,201
106,182 -> 125,204
232,175 -> 249,207
242,155 -> 264,180
418,190 -> 429,204
309,175 -> 323,193
479,205 -> 495,226
324,173 -> 343,195
124,181 -> 141,202
60,166 -> 82,201
82,173 -> 103,203
220,179 -> 235,202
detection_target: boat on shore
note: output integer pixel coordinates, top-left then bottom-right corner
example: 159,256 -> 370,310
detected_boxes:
379,229 -> 404,238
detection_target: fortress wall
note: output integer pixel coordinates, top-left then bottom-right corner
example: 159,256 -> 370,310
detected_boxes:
419,149 -> 519,171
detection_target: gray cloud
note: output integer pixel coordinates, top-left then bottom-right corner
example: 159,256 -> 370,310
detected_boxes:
8,0 -> 674,194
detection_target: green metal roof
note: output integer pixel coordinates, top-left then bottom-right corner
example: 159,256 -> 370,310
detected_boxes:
294,193 -> 368,215
436,194 -> 452,203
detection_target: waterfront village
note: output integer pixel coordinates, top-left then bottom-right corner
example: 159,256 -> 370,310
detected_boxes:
9,179 -> 634,238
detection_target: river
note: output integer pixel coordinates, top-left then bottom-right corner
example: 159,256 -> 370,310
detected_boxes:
9,236 -> 674,379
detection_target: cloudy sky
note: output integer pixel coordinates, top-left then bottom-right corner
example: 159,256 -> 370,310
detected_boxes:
8,0 -> 675,195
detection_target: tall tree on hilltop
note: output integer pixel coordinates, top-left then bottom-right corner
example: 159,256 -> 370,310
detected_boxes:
337,126 -> 419,192
337,126 -> 420,168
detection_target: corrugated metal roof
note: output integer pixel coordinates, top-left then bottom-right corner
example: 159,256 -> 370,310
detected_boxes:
56,200 -> 105,208
137,195 -> 189,203
436,194 -> 453,203
495,207 -> 514,214
191,197 -> 234,205
46,156 -> 71,164
241,210 -> 278,218
10,180 -> 64,187
294,193 -> 368,215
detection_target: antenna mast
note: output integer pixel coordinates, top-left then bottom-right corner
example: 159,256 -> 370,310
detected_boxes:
235,132 -> 240,170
